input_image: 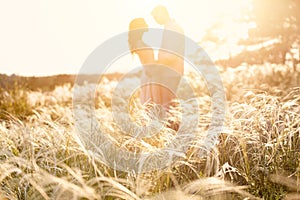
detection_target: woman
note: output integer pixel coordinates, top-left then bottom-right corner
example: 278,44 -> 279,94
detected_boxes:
128,18 -> 180,114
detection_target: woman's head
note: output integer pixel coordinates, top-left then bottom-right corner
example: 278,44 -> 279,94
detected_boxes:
128,18 -> 148,53
129,18 -> 148,31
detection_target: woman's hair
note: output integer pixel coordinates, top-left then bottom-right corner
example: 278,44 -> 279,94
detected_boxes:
128,18 -> 148,54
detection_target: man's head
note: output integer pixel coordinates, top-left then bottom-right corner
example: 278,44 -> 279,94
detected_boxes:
151,5 -> 171,25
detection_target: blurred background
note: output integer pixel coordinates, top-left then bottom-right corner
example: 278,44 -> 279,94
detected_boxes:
1,0 -> 299,76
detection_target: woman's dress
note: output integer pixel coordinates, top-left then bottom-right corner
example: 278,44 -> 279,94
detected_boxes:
140,63 -> 181,110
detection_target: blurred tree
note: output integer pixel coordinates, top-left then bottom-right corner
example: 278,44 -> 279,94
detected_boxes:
213,0 -> 300,71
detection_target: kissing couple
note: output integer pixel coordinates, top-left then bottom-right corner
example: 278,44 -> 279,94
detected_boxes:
128,5 -> 185,118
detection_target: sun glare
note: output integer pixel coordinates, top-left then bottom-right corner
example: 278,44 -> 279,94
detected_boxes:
191,0 -> 252,60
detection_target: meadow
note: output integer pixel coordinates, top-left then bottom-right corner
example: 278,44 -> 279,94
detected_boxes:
0,64 -> 299,200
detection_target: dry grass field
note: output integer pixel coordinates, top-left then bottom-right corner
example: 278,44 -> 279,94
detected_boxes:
0,64 -> 299,200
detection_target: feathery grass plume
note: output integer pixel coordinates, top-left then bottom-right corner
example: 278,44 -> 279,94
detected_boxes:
0,64 -> 299,199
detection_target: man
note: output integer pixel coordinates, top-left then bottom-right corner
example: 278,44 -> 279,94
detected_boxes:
151,5 -> 185,112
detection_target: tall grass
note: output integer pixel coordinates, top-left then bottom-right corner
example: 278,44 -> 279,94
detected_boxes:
0,81 -> 32,120
0,64 -> 299,199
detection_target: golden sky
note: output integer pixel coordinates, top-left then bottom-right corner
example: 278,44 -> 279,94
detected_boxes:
0,0 -> 251,76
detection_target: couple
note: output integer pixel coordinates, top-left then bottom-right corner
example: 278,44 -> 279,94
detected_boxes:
128,5 -> 185,117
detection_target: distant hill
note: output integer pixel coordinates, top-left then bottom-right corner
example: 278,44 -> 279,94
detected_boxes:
0,72 -> 140,91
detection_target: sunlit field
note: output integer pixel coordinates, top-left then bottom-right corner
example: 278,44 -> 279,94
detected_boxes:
0,64 -> 299,200
1,0 -> 300,199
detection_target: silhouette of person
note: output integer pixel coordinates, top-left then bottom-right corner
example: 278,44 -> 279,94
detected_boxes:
128,6 -> 185,117
151,5 -> 185,111
128,18 -> 160,106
